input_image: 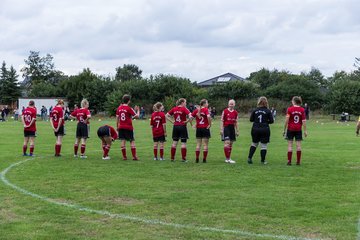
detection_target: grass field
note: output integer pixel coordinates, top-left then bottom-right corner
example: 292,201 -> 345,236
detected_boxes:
0,116 -> 359,240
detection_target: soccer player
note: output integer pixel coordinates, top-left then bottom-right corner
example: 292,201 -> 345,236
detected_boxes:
97,125 -> 118,160
191,99 -> 211,163
116,94 -> 140,160
220,99 -> 238,164
165,98 -> 193,162
247,97 -> 274,165
283,96 -> 307,165
22,100 -> 37,156
150,102 -> 167,160
70,99 -> 91,159
50,99 -> 65,157
356,116 -> 360,136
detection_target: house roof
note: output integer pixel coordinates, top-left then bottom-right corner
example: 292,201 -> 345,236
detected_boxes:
197,72 -> 246,87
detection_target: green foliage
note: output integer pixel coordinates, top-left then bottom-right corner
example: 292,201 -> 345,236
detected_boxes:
0,62 -> 21,104
115,64 -> 142,82
208,81 -> 259,100
326,79 -> 360,114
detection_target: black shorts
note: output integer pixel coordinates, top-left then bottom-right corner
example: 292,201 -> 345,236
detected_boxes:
172,125 -> 188,143
153,135 -> 166,142
76,122 -> 89,138
97,125 -> 111,138
24,130 -> 36,137
286,130 -> 302,141
118,129 -> 135,141
222,125 -> 236,141
251,127 -> 270,143
54,125 -> 65,137
196,128 -> 211,139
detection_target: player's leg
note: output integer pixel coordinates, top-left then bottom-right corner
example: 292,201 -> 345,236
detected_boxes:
202,138 -> 209,163
195,138 -> 202,163
171,140 -> 178,161
260,142 -> 268,164
29,136 -> 35,156
159,141 -> 165,160
102,137 -> 112,159
296,140 -> 302,165
153,141 -> 159,160
55,135 -> 63,156
130,140 -> 138,160
120,139 -> 127,160
287,140 -> 293,165
224,140 -> 231,161
23,136 -> 29,156
180,140 -> 187,162
248,142 -> 258,164
74,137 -> 80,157
80,137 -> 87,158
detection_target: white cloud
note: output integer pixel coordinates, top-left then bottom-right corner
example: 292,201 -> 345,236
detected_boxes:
0,0 -> 359,82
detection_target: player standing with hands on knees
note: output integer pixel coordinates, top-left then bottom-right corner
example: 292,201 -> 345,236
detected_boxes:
50,99 -> 65,157
22,100 -> 37,156
166,98 -> 193,162
247,96 -> 274,165
150,102 -> 167,160
220,99 -> 239,164
116,94 -> 140,160
283,96 -> 307,166
191,99 -> 211,163
71,99 -> 91,159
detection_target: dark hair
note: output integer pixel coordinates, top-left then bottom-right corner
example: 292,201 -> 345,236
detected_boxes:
153,102 -> 163,111
292,96 -> 302,105
122,94 -> 131,104
29,100 -> 35,106
200,99 -> 208,106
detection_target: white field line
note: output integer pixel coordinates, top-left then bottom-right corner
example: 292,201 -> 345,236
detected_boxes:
0,157 -> 323,240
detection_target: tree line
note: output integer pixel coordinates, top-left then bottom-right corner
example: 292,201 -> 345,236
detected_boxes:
1,51 -> 360,115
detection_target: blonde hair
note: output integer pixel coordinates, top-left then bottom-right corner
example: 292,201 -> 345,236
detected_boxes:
292,96 -> 302,105
81,99 -> 89,108
153,102 -> 163,111
199,99 -> 208,106
257,96 -> 269,108
176,98 -> 186,106
57,99 -> 64,105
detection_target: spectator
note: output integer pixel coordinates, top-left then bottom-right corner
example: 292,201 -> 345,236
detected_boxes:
4,106 -> 9,120
41,106 -> 48,121
271,107 -> 277,122
0,108 -> 4,121
210,107 -> 216,120
139,106 -> 145,119
304,103 -> 310,120
14,107 -> 19,121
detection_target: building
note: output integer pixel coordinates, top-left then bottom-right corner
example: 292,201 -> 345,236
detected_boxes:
18,97 -> 68,115
197,72 -> 246,87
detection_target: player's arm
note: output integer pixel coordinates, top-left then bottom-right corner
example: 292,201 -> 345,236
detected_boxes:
220,111 -> 224,135
163,123 -> 167,137
50,115 -> 55,130
283,114 -> 290,136
302,120 -> 307,137
356,119 -> 360,136
207,113 -> 212,129
132,106 -> 140,119
185,113 -> 194,126
116,114 -> 119,129
235,116 -> 239,136
268,111 -> 274,124
165,113 -> 174,124
21,114 -> 26,127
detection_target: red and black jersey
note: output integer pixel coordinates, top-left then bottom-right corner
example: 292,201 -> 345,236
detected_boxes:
50,106 -> 64,128
191,107 -> 210,129
150,111 -> 166,137
221,108 -> 238,126
116,104 -> 137,130
23,107 -> 37,131
167,106 -> 191,126
71,108 -> 91,124
286,106 -> 306,131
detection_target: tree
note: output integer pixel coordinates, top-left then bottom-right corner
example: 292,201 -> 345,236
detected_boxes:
21,51 -> 63,88
301,67 -> 328,89
326,79 -> 360,114
115,64 -> 142,82
0,62 -> 21,104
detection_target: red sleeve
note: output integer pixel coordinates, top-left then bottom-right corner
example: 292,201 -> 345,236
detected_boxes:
110,126 -> 118,140
167,108 -> 174,116
185,108 -> 191,115
130,107 -> 136,116
71,110 -> 77,117
191,109 -> 198,117
204,108 -> 210,116
86,109 -> 91,116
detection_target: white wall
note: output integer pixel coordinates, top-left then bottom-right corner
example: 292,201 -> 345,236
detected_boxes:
18,98 -> 68,115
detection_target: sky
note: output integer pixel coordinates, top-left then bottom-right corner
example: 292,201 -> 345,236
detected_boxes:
1,0 -> 360,82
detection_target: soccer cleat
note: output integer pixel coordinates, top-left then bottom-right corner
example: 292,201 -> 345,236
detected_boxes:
23,153 -> 28,156
159,158 -> 164,161
195,159 -> 199,163
261,161 -> 268,165
247,158 -> 253,164
171,159 -> 175,162
80,155 -> 87,159
123,158 -> 127,161
133,157 -> 139,161
225,159 -> 236,164
102,156 -> 111,160
154,157 -> 158,161
181,159 -> 188,163
29,154 -> 35,157
287,162 -> 292,166
203,160 -> 207,163
74,155 -> 78,158
55,154 -> 62,157
296,162 -> 301,166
